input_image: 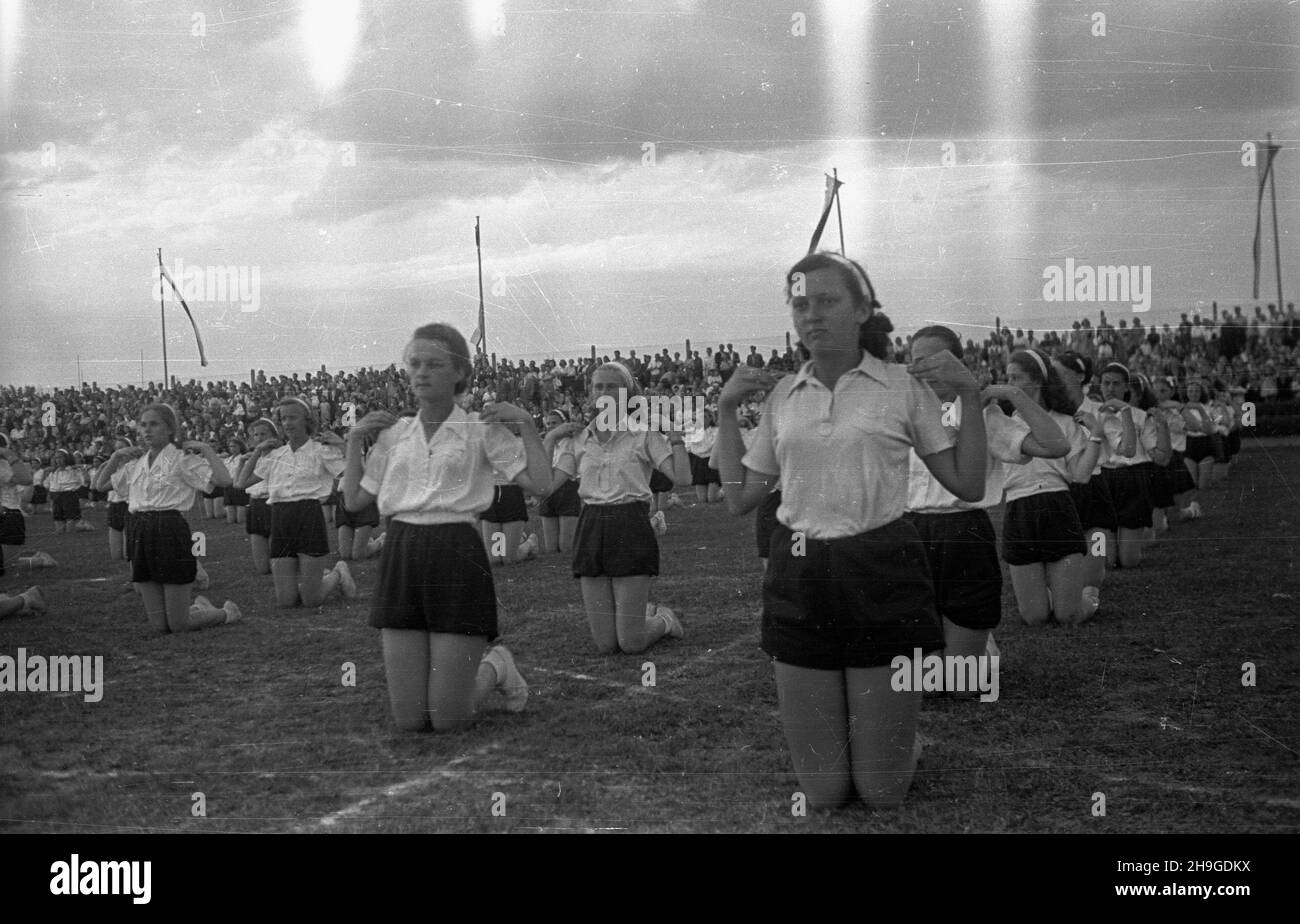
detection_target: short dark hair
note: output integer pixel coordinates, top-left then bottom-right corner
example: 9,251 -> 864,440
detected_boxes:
1009,349 -> 1074,415
409,323 -> 473,395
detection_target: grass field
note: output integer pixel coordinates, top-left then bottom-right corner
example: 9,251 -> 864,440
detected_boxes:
2,444 -> 1297,834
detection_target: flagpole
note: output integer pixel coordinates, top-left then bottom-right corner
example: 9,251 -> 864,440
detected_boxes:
833,167 -> 845,255
475,216 -> 487,355
157,248 -> 169,388
1269,133 -> 1283,310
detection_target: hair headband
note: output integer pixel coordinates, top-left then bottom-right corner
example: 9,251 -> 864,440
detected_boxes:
1021,349 -> 1049,379
549,409 -> 569,423
279,396 -> 313,416
597,362 -> 638,394
251,417 -> 283,438
819,251 -> 880,308
1101,362 -> 1130,380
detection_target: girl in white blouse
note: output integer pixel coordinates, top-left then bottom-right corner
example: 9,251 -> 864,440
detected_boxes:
342,323 -> 552,732
94,404 -> 239,633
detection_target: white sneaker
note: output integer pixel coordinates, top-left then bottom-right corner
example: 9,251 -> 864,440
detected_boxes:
192,595 -> 214,611
1081,586 -> 1101,620
194,562 -> 210,590
517,533 -> 538,560
650,511 -> 667,537
1190,501 -> 1203,518
656,604 -> 684,639
666,493 -> 683,508
20,586 -> 47,616
75,520 -> 95,532
487,644 -> 528,713
334,560 -> 357,599
222,601 -> 242,624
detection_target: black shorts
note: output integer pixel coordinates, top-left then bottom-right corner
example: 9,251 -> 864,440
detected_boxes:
755,490 -> 782,559
370,521 -> 498,638
649,469 -> 673,494
1069,474 -> 1118,534
1168,450 -> 1196,494
1227,430 -> 1242,458
202,486 -> 224,500
572,501 -> 659,578
124,511 -> 137,557
107,500 -> 128,532
0,508 -> 26,546
269,499 -> 331,558
538,479 -> 582,518
31,485 -> 48,504
480,484 -> 528,524
224,485 -> 250,506
762,519 -> 944,671
689,452 -> 721,487
1002,491 -> 1088,566
245,496 -> 272,538
1101,466 -> 1153,530
131,510 -> 198,585
52,490 -> 81,522
1144,460 -> 1175,509
905,508 -> 1002,631
1185,434 -> 1212,463
336,497 -> 381,530
77,484 -> 90,500
1209,432 -> 1229,464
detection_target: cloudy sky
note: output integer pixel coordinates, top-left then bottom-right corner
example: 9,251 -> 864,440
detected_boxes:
2,0 -> 1297,387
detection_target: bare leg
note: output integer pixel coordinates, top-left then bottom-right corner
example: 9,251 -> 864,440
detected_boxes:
250,535 -> 271,575
558,516 -> 578,554
580,576 -> 620,654
773,662 -> 853,809
337,525 -> 356,560
846,666 -> 924,809
271,557 -> 301,607
612,574 -> 666,653
297,554 -> 338,608
1046,554 -> 1087,624
1009,563 -> 1051,625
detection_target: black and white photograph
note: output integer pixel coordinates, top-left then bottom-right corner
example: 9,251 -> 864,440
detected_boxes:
0,0 -> 1295,887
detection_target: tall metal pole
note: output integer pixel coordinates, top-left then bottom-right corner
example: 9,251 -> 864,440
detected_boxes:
157,248 -> 169,388
833,167 -> 845,256
475,216 -> 487,355
1269,133 -> 1284,310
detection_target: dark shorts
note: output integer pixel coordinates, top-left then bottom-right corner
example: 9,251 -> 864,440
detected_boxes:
1168,450 -> 1196,495
1209,432 -> 1229,464
245,496 -> 272,538
1227,430 -> 1242,458
1002,491 -> 1088,566
202,486 -> 224,500
336,497 -> 381,530
689,452 -> 721,487
52,490 -> 81,522
649,469 -> 673,494
905,508 -> 1002,631
1069,474 -> 1118,534
0,507 -> 25,546
538,478 -> 582,518
1101,466 -> 1153,530
572,501 -> 659,578
107,500 -> 128,532
270,499 -> 331,558
755,490 -> 782,559
1185,434 -> 1212,463
31,485 -> 48,504
224,485 -> 250,506
77,484 -> 89,500
131,510 -> 197,585
480,484 -> 529,524
370,521 -> 498,638
1144,461 -> 1175,509
762,519 -> 944,670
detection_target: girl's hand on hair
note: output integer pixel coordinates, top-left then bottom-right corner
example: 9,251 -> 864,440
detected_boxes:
314,430 -> 344,447
980,384 -> 1022,403
719,367 -> 779,410
479,402 -> 530,426
254,438 -> 280,454
908,350 -> 978,393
